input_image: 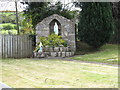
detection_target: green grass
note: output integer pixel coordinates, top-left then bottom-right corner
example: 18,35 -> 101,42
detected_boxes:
0,12 -> 15,16
0,23 -> 16,28
0,23 -> 20,34
72,44 -> 118,64
0,59 -> 118,88
0,29 -> 17,34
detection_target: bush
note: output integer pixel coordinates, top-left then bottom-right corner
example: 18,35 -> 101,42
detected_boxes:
14,25 -> 17,30
1,14 -> 16,24
39,37 -> 49,47
2,15 -> 12,23
0,27 -> 2,30
39,34 -> 65,47
47,34 -> 65,47
3,25 -> 13,30
62,41 -> 68,47
11,20 -> 16,24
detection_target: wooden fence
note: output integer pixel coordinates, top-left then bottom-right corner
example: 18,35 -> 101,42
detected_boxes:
0,35 -> 34,58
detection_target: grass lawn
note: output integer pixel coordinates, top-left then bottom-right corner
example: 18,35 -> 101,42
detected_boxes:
72,44 -> 118,64
0,23 -> 22,34
0,12 -> 15,16
0,58 -> 118,88
0,23 -> 16,28
0,29 -> 17,34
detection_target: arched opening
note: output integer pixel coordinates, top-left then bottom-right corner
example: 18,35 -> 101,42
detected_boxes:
49,19 -> 61,35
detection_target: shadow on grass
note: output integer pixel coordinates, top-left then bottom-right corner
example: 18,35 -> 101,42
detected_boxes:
75,41 -> 100,55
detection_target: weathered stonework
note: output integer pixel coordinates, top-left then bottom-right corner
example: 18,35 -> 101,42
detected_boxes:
36,14 -> 76,52
34,47 -> 74,58
35,14 -> 76,57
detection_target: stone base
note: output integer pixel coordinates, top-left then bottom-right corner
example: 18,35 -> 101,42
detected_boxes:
34,52 -> 45,58
34,51 -> 74,58
34,47 -> 75,58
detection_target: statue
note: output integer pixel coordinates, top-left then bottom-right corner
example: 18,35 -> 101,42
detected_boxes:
38,42 -> 43,52
54,22 -> 58,35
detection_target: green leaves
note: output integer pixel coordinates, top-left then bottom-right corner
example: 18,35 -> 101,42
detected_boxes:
22,2 -> 77,28
3,25 -> 13,30
21,16 -> 35,34
78,2 -> 115,48
39,37 -> 49,47
39,34 -> 65,47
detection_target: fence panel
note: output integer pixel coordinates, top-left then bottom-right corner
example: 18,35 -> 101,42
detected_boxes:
0,35 -> 34,58
0,35 -> 1,58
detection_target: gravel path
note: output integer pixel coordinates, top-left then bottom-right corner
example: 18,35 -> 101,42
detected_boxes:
33,56 -> 119,67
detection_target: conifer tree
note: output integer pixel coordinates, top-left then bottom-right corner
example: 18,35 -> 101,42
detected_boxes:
78,2 -> 115,48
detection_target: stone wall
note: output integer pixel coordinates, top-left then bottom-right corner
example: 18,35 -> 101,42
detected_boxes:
34,47 -> 75,58
36,14 -> 76,52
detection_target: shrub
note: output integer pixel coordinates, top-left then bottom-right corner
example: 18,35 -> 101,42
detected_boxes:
21,17 -> 35,34
3,25 -> 13,30
39,34 -> 65,47
14,25 -> 17,30
2,15 -> 12,23
62,41 -> 68,47
11,20 -> 16,24
47,34 -> 65,47
0,27 -> 2,30
39,37 -> 49,47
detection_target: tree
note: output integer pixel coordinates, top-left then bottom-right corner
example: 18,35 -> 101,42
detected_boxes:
22,2 -> 77,28
109,2 -> 120,44
78,2 -> 115,48
21,17 -> 34,34
21,2 -> 49,28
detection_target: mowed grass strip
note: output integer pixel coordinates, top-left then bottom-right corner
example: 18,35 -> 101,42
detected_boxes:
0,23 -> 22,34
0,59 -> 118,88
0,12 -> 15,16
72,44 -> 118,64
0,23 -> 16,28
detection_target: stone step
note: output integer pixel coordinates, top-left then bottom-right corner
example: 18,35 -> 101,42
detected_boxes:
34,51 -> 74,58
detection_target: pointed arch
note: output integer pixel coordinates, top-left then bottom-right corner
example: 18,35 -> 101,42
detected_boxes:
49,19 -> 61,35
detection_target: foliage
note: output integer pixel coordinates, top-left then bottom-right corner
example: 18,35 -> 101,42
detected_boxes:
21,2 -> 48,28
22,2 -> 77,28
39,37 -> 49,47
0,23 -> 17,28
39,34 -> 65,47
0,23 -> 18,34
3,25 -> 13,30
0,29 -> 17,35
34,37 -> 48,52
62,40 -> 68,47
34,44 -> 40,52
78,2 -> 115,48
14,25 -> 17,30
47,34 -> 65,47
109,2 -> 120,44
20,17 -> 35,34
0,13 -> 16,24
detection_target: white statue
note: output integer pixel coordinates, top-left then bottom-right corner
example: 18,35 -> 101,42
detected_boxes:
54,22 -> 58,35
38,42 -> 43,52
